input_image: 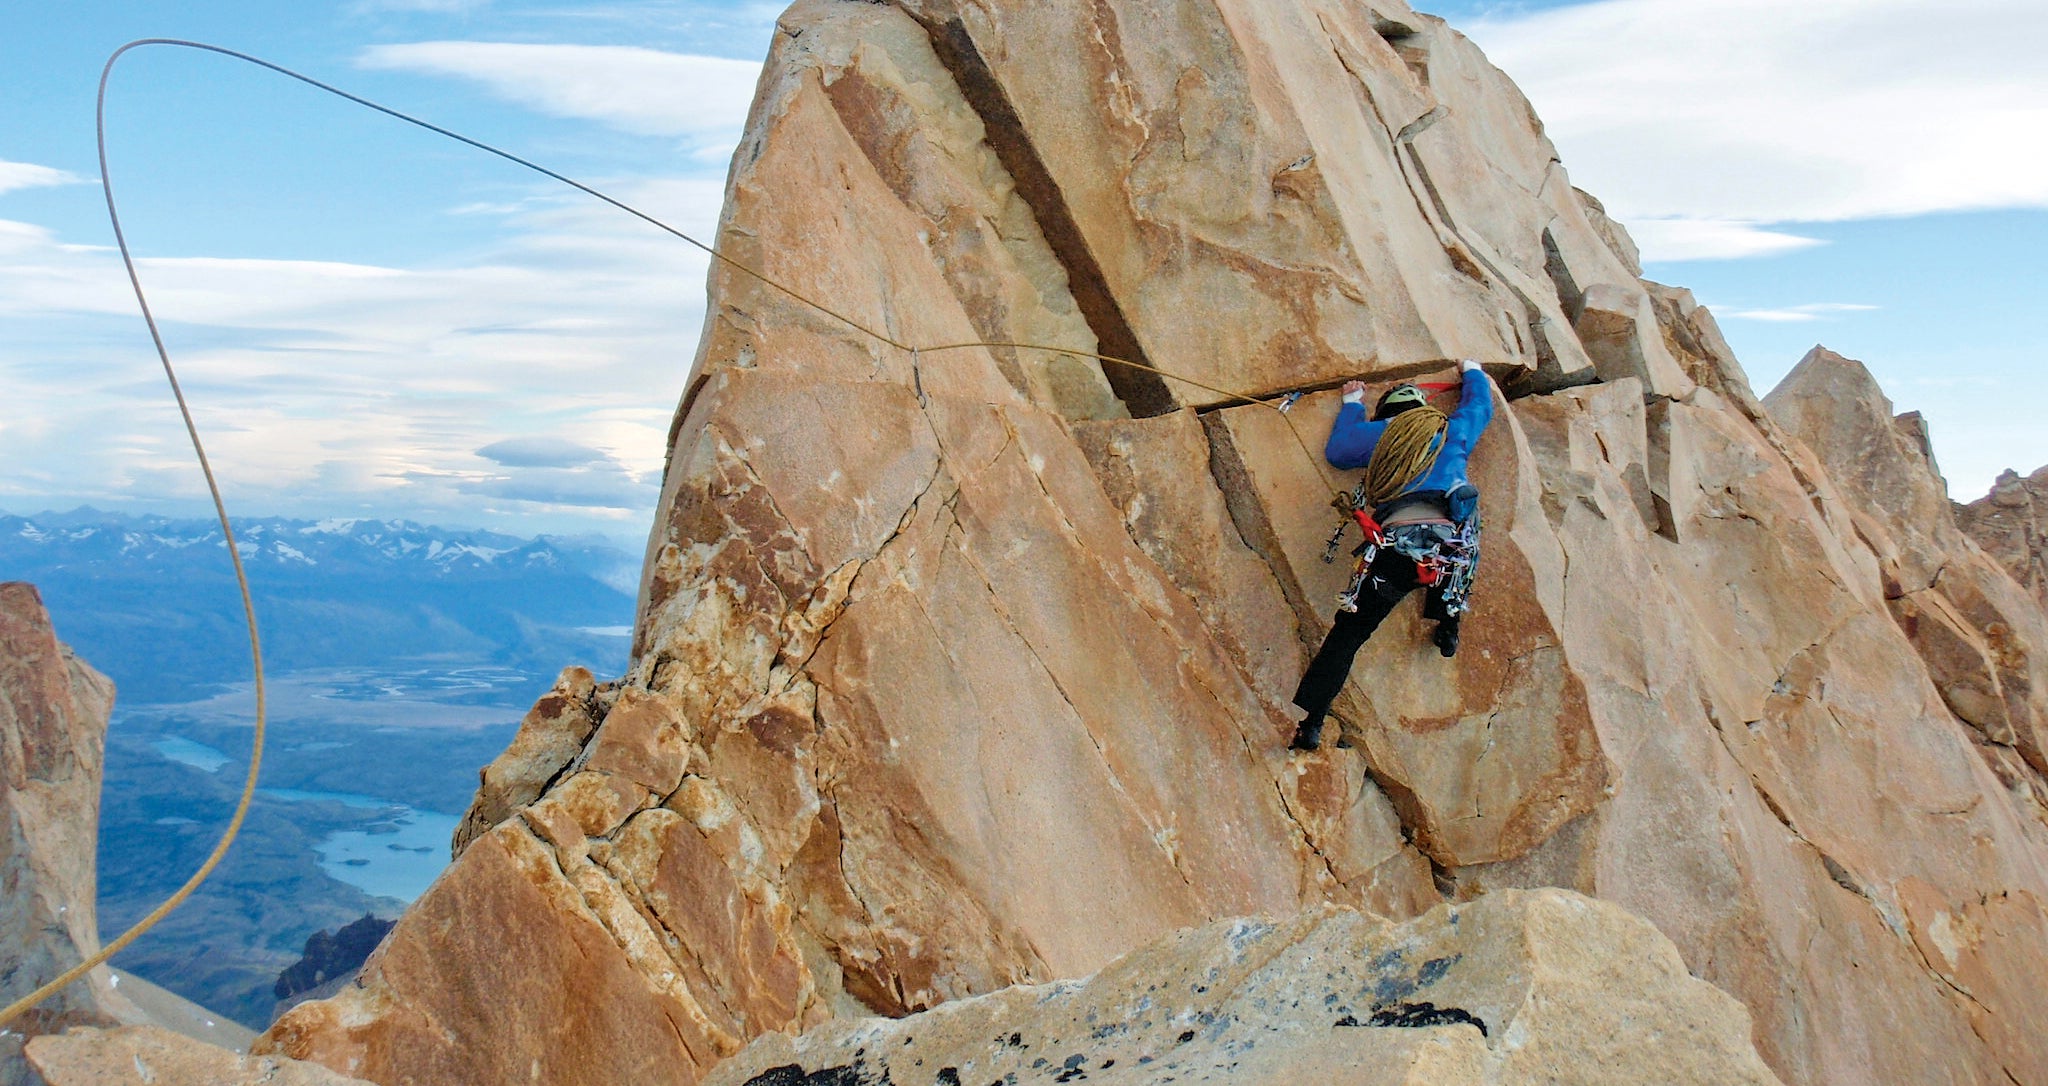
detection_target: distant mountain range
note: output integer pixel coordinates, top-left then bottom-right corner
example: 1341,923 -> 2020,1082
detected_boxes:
0,509 -> 641,702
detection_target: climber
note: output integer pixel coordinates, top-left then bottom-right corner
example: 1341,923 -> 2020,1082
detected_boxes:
1290,359 -> 1494,752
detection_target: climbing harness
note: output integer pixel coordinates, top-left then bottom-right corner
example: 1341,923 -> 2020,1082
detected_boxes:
1318,381 -> 1480,615
1323,492 -> 1482,616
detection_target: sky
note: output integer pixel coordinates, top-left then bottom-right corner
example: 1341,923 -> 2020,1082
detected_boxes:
1,0 -> 2044,549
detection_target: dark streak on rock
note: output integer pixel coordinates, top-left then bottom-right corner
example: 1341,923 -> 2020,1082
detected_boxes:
903,8 -> 1174,417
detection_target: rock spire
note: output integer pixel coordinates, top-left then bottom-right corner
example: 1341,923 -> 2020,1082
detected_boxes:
258,2 -> 2048,1084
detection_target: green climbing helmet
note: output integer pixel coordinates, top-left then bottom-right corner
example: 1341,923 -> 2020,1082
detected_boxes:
1375,383 -> 1428,419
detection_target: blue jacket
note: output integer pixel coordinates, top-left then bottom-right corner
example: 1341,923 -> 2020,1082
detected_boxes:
1324,368 -> 1494,515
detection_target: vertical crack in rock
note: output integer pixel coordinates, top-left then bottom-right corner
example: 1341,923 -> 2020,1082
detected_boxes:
795,496 -> 1077,1009
1263,766 -> 1352,897
1357,757 -> 1448,871
1643,397 -> 1683,543
947,496 -> 1195,892
1198,413 -> 1323,643
988,413 -> 1289,761
587,813 -> 758,1038
902,8 -> 1174,417
1540,226 -> 1584,323
507,811 -> 734,1066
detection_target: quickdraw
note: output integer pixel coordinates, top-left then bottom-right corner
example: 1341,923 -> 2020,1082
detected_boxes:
1320,480 -> 1374,565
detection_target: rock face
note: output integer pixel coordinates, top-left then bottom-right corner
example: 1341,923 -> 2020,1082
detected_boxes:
264,2 -> 2048,1085
1,582 -> 127,1085
1961,465 -> 2048,613
706,889 -> 1784,1086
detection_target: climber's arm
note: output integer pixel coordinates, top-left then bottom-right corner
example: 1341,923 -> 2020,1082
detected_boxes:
1438,361 -> 1494,463
1324,385 -> 1384,469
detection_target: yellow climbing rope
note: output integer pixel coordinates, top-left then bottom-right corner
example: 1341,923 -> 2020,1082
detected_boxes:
0,41 -> 268,1034
1359,404 -> 1449,507
2,37 -> 1452,1028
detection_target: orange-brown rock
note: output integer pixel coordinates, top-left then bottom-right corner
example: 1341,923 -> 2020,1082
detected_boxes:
450,666 -> 603,856
1766,347 -> 2048,785
263,2 -> 2048,1085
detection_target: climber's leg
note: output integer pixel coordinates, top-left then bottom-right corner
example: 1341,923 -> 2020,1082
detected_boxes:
1291,554 -> 1416,750
1423,584 -> 1461,658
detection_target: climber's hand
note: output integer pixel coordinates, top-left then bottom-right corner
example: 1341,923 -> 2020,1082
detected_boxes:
1459,359 -> 1483,374
1341,379 -> 1367,398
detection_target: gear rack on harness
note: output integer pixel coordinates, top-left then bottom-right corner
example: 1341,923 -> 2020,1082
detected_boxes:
1321,480 -> 1481,618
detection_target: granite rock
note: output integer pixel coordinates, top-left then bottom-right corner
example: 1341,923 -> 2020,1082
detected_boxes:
1961,464 -> 2048,613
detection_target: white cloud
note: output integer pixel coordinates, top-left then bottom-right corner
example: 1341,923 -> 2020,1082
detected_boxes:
1468,0 -> 2048,231
0,174 -> 724,530
0,160 -> 85,196
476,436 -> 610,468
357,41 -> 761,138
1722,303 -> 1879,323
1622,219 -> 1826,262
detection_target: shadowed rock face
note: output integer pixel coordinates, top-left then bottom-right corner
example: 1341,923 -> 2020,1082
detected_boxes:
261,2 -> 2048,1085
704,890 -> 1784,1086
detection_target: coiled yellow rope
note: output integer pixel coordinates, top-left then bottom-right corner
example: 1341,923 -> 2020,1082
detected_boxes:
1360,405 -> 1448,507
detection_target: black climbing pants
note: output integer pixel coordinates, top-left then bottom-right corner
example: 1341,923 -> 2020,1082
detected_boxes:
1292,546 -> 1458,730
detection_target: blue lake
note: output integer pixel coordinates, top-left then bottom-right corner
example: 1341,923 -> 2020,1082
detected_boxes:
259,787 -> 458,902
154,736 -> 231,773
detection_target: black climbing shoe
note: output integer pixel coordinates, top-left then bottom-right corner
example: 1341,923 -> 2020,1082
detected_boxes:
1434,622 -> 1460,659
1289,720 -> 1323,752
